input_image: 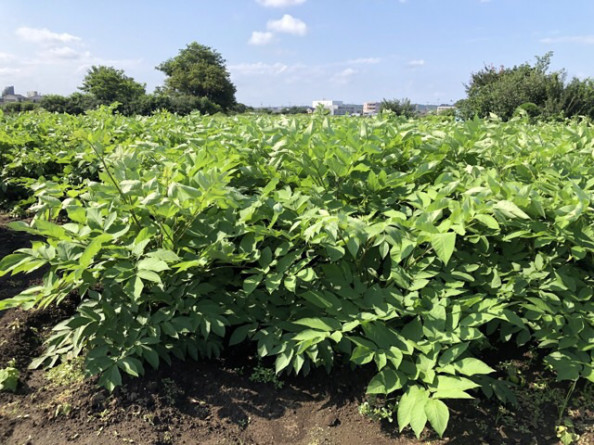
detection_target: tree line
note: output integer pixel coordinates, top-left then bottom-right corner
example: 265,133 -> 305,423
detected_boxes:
3,42 -> 246,116
2,45 -> 593,120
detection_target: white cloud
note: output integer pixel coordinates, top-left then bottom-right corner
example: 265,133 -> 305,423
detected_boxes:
540,35 -> 594,45
249,31 -> 275,46
0,67 -> 21,75
407,59 -> 425,67
0,52 -> 16,62
15,27 -> 81,45
44,47 -> 87,60
267,14 -> 308,36
256,0 -> 306,7
331,68 -> 357,85
347,57 -> 381,65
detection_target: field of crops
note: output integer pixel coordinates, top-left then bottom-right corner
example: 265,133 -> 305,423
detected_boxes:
1,108 -> 594,440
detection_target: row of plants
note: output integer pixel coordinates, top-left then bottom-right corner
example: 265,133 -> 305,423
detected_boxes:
1,109 -> 594,438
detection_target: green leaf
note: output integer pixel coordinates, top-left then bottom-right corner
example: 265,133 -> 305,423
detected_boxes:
275,349 -> 294,373
80,238 -> 102,268
137,257 -> 169,272
434,375 -> 480,392
301,290 -> 339,309
117,357 -> 144,377
438,343 -> 469,367
398,385 -> 429,435
243,274 -> 263,295
493,200 -> 530,220
146,249 -> 180,263
99,365 -> 122,392
325,245 -> 345,261
229,323 -> 257,346
133,276 -> 144,300
137,270 -> 162,284
424,398 -> 449,438
432,389 -> 474,399
346,237 -> 360,257
430,232 -> 456,265
474,214 -> 500,230
0,253 -> 29,277
366,368 -> 406,394
350,346 -> 375,365
292,329 -> 329,342
545,352 -> 582,381
143,348 -> 160,369
451,358 -> 495,376
293,317 -> 341,331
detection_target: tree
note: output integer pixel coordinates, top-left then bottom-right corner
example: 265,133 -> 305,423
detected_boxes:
457,53 -> 565,120
380,98 -> 417,118
560,77 -> 594,120
80,66 -> 145,108
40,94 -> 69,113
156,42 -> 236,110
65,92 -> 99,115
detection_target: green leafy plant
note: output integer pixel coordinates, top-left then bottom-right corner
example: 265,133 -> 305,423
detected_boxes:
249,363 -> 284,389
1,111 -> 594,438
0,359 -> 20,392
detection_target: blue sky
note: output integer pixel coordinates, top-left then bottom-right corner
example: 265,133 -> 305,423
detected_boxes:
1,0 -> 593,106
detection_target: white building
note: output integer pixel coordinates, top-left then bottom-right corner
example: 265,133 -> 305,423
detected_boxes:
312,100 -> 363,116
436,105 -> 456,114
363,102 -> 380,115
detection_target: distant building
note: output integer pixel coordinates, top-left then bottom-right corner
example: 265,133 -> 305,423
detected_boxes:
1,94 -> 25,103
436,105 -> 456,114
0,86 -> 42,104
415,104 -> 438,114
312,100 -> 363,116
26,91 -> 43,103
363,102 -> 380,115
2,86 -> 15,96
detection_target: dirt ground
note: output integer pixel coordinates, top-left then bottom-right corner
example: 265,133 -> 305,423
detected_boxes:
0,215 -> 593,445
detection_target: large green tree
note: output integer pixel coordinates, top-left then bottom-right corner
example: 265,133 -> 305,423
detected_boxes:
156,42 -> 236,110
457,53 -> 565,120
80,65 -> 146,107
380,98 -> 417,118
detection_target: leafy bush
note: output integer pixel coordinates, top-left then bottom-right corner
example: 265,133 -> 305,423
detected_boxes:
1,112 -> 594,438
380,98 -> 417,118
458,53 -> 565,120
0,360 -> 20,392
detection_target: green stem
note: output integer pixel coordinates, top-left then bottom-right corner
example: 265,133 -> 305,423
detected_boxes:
89,141 -> 142,230
557,379 -> 578,426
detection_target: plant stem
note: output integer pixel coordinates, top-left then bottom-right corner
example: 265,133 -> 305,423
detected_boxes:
557,379 -> 578,426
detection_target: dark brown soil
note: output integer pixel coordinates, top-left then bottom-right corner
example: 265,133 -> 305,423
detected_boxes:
0,216 -> 593,445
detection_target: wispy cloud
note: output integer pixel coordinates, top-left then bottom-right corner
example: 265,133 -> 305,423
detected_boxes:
43,46 -> 89,60
0,52 -> 16,62
267,14 -> 308,36
230,62 -> 291,76
331,68 -> 357,85
15,27 -> 81,45
248,31 -> 274,46
347,57 -> 381,65
540,35 -> 594,45
0,67 -> 21,75
407,59 -> 425,67
256,0 -> 306,7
